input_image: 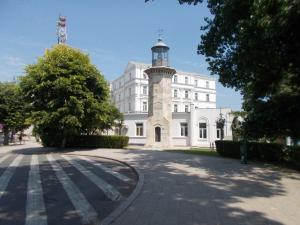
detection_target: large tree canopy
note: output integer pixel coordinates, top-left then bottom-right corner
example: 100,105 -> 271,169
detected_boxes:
20,44 -> 122,146
0,83 -> 29,145
155,0 -> 300,139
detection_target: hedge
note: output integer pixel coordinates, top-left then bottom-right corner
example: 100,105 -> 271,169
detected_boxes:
215,140 -> 300,167
41,134 -> 129,148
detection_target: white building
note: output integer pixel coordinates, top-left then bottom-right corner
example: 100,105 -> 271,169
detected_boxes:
110,39 -> 233,148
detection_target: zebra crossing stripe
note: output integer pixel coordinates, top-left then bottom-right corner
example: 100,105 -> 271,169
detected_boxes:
77,155 -> 132,182
61,155 -> 122,201
25,155 -> 47,225
46,154 -> 98,225
0,155 -> 11,165
0,155 -> 24,198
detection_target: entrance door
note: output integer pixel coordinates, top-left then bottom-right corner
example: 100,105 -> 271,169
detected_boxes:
155,127 -> 161,142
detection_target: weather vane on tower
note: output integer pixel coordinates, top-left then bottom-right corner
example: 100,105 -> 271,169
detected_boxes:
57,15 -> 67,44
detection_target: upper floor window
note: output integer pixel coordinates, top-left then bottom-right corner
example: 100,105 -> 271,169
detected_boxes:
185,90 -> 189,99
174,89 -> 178,98
206,81 -> 209,88
173,75 -> 178,83
142,86 -> 147,95
174,104 -> 178,112
129,87 -> 131,96
199,122 -> 207,139
206,94 -> 210,102
180,123 -> 188,136
142,101 -> 147,112
195,92 -> 198,100
128,102 -> 131,112
185,105 -> 189,112
195,79 -> 198,86
136,123 -> 143,136
185,76 -> 188,84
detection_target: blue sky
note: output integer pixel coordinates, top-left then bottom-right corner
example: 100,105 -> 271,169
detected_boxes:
0,0 -> 242,110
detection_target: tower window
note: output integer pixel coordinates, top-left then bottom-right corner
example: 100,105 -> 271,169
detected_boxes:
185,105 -> 189,112
142,101 -> 147,112
185,91 -> 189,99
206,94 -> 210,102
136,123 -> 143,136
174,89 -> 178,98
180,123 -> 188,136
199,123 -> 207,139
185,76 -> 188,84
174,104 -> 178,112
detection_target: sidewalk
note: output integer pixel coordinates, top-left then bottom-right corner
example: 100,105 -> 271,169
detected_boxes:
69,147 -> 300,225
2,143 -> 300,225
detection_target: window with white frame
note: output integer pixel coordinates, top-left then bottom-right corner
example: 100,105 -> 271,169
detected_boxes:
142,86 -> 147,95
199,122 -> 207,139
129,87 -> 131,96
185,105 -> 189,112
195,79 -> 198,86
185,76 -> 188,84
174,89 -> 178,98
206,94 -> 210,102
136,123 -> 143,136
128,102 -> 131,112
142,101 -> 147,112
185,90 -> 189,99
206,81 -> 209,88
173,75 -> 178,83
216,122 -> 224,139
174,104 -> 178,112
195,92 -> 198,100
180,123 -> 188,136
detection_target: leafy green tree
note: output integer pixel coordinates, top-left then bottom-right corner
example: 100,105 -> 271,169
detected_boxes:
0,83 -> 29,145
20,44 -> 122,147
148,0 -> 300,140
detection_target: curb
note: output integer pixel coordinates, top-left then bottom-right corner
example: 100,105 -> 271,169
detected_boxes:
65,153 -> 144,225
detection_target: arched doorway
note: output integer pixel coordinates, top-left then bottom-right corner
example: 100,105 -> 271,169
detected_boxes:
155,127 -> 161,142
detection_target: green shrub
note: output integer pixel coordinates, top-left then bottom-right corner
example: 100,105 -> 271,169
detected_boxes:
66,135 -> 129,148
215,140 -> 240,158
215,140 -> 300,168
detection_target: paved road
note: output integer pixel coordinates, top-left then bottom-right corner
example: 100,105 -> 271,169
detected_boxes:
0,149 -> 137,225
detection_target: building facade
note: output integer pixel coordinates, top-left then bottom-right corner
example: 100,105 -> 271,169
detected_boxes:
110,39 -> 233,148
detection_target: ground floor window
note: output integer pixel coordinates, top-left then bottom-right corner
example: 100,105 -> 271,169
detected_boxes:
136,123 -> 143,136
185,105 -> 189,112
199,123 -> 207,139
180,123 -> 188,136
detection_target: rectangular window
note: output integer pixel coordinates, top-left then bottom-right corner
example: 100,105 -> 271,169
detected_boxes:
129,87 -> 131,96
180,123 -> 188,136
195,79 -> 198,86
173,75 -> 178,83
142,86 -> 147,95
206,81 -> 209,88
136,123 -> 143,136
185,76 -> 188,84
129,102 -> 131,112
199,123 -> 207,139
185,90 -> 188,99
185,105 -> 189,112
142,101 -> 147,112
195,93 -> 198,100
174,89 -> 178,98
206,94 -> 210,102
174,104 -> 178,112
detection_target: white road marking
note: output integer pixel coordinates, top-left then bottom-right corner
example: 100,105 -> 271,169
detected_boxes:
61,155 -> 122,201
46,154 -> 98,225
0,155 -> 11,166
77,155 -> 132,182
0,155 -> 24,198
25,155 -> 47,225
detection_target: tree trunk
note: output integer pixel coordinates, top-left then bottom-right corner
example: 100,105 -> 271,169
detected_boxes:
3,126 -> 9,145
